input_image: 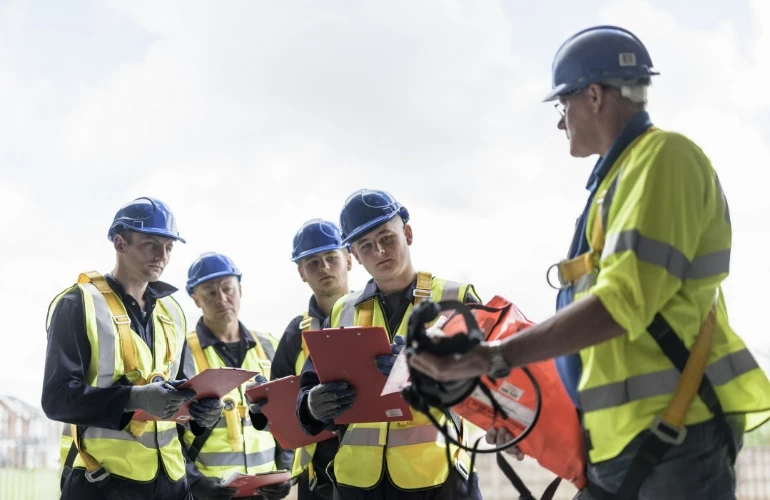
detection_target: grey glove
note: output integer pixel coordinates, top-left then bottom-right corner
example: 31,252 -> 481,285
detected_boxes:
258,480 -> 292,500
190,476 -> 238,500
189,397 -> 225,428
307,381 -> 356,423
125,380 -> 196,418
244,374 -> 269,414
375,335 -> 406,376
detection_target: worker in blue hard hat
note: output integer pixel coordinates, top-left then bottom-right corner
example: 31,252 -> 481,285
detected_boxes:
247,219 -> 352,500
296,190 -> 484,500
42,196 -> 226,500
409,25 -> 770,500
182,252 -> 292,500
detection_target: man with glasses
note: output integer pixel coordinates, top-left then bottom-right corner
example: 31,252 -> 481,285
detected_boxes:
409,26 -> 770,500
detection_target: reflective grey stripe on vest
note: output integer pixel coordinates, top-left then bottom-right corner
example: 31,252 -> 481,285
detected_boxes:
155,297 -> 183,378
82,427 -> 178,449
299,447 -> 312,467
573,271 -> 598,295
602,230 -> 731,281
160,297 -> 184,377
251,331 -> 275,360
440,281 -> 462,302
197,448 -> 275,468
338,290 -> 365,327
340,427 -> 380,447
579,348 -> 759,412
84,283 -> 117,388
387,425 -> 443,448
309,317 -> 321,331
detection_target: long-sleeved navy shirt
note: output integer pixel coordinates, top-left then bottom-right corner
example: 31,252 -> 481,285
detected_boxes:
41,274 -> 194,430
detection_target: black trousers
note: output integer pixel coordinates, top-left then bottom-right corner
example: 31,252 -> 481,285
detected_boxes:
333,470 -> 483,500
61,468 -> 192,500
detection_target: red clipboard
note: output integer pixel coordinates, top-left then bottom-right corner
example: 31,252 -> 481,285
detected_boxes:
244,375 -> 336,449
133,367 -> 260,422
222,470 -> 291,497
302,326 -> 412,424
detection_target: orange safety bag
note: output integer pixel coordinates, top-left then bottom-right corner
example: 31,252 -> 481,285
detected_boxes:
445,295 -> 587,489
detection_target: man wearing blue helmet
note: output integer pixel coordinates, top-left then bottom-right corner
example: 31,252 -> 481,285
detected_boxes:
42,197 -> 226,500
252,219 -> 352,500
182,252 -> 291,500
296,190 -> 483,500
409,26 -> 770,500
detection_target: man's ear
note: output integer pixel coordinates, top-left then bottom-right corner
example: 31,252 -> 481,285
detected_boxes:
404,223 -> 413,246
191,293 -> 201,309
345,251 -> 353,271
350,246 -> 362,265
297,264 -> 307,283
114,235 -> 127,254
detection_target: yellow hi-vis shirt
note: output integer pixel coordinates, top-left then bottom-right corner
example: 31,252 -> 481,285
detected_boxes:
574,127 -> 770,463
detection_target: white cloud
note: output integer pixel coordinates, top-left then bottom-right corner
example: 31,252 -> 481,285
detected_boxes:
1,0 -> 769,408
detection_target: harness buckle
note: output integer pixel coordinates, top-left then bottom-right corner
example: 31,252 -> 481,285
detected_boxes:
413,288 -> 432,299
85,466 -> 111,483
112,314 -> 131,326
455,457 -> 470,481
650,415 -> 687,445
546,263 -> 568,290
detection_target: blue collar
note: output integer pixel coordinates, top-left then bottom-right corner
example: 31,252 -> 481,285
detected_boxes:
355,278 -> 417,306
195,319 -> 257,350
585,111 -> 653,193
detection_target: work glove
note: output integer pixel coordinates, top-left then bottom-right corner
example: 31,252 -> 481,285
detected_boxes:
257,480 -> 292,500
189,397 -> 225,428
244,374 -> 269,414
307,381 -> 356,423
190,476 -> 238,500
125,380 -> 196,418
375,335 -> 406,376
486,427 -> 524,460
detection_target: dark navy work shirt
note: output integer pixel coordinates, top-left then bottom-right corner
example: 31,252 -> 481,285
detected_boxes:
41,275 -> 192,430
554,111 -> 653,408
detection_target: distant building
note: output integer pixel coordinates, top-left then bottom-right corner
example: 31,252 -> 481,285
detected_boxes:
0,396 -> 61,469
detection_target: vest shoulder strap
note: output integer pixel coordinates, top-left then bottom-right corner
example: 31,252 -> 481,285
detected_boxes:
77,271 -> 140,376
186,331 -> 210,372
249,330 -> 276,361
414,271 -> 433,304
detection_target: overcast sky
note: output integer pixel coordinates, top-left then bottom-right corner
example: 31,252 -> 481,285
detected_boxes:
1,0 -> 769,408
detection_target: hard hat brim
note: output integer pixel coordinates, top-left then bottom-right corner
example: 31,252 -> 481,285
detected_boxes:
292,243 -> 347,263
187,271 -> 242,295
341,212 -> 400,246
543,83 -> 569,102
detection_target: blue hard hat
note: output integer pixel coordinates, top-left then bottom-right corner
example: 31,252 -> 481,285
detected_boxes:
339,189 -> 409,245
291,219 -> 346,262
186,252 -> 242,295
108,197 -> 186,243
543,26 -> 659,102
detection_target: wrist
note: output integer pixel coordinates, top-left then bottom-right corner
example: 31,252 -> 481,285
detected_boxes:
486,340 -> 512,379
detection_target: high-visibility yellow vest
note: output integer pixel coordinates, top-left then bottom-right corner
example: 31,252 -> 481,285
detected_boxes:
183,327 -> 280,478
290,314 -> 323,481
49,272 -> 187,482
328,272 -> 474,490
553,128 -> 770,462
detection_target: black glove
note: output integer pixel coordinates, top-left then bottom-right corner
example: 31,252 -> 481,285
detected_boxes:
190,476 -> 238,500
189,397 -> 224,428
125,380 -> 196,418
244,374 -> 269,414
307,381 -> 356,423
258,480 -> 292,500
375,335 -> 406,376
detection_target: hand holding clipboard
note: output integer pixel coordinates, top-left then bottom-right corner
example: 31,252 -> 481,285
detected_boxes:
302,326 -> 412,424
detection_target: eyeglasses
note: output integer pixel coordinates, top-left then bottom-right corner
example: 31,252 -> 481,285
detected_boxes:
554,87 -> 587,119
